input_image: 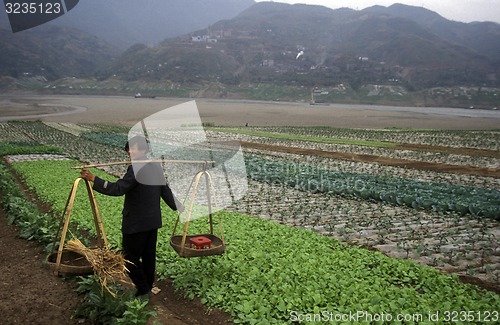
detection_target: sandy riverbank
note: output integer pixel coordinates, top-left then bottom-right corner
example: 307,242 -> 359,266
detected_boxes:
1,94 -> 499,129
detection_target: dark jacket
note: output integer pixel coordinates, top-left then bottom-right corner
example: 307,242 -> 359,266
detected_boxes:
93,164 -> 179,234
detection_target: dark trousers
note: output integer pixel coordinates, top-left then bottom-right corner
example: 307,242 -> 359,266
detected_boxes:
122,229 -> 158,296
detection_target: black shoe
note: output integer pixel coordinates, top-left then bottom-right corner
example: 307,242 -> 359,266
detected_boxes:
135,290 -> 151,299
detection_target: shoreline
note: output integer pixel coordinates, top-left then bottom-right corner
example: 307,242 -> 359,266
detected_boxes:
1,94 -> 499,130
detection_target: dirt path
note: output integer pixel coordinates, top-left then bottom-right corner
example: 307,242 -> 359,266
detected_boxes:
0,209 -> 233,324
0,214 -> 234,324
0,210 -> 84,324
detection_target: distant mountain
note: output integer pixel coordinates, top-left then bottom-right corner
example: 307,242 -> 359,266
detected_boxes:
0,0 -> 255,80
363,3 -> 500,62
0,25 -> 120,80
0,0 -> 256,49
1,2 -> 499,90
106,2 -> 499,89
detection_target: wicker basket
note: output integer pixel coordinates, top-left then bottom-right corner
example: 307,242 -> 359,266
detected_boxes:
47,177 -> 109,276
170,170 -> 226,258
170,234 -> 225,258
46,250 -> 93,276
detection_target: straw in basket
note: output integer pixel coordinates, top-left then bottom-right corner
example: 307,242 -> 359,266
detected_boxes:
65,237 -> 131,297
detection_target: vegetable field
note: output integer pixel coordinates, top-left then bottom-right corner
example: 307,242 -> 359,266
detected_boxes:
1,120 -> 499,324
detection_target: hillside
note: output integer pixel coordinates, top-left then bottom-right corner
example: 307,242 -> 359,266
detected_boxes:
0,0 -> 256,49
1,2 -> 499,107
0,0 -> 255,81
364,3 -> 500,62
0,25 -> 120,81
105,2 -> 499,90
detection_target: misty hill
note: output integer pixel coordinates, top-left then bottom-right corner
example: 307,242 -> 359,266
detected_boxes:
0,0 -> 255,81
0,25 -> 120,81
105,2 -> 499,89
1,1 -> 499,95
0,0 -> 256,49
363,3 -> 500,62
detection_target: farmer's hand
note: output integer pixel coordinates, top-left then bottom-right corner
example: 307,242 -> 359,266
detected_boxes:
80,168 -> 95,182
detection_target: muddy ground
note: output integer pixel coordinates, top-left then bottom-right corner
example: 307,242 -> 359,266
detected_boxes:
1,94 -> 499,129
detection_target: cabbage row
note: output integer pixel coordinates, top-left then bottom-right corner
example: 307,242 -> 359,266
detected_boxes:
245,155 -> 500,220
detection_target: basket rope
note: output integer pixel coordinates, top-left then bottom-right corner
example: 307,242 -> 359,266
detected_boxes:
170,170 -> 225,257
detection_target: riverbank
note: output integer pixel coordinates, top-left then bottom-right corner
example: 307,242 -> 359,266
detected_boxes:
1,94 -> 499,129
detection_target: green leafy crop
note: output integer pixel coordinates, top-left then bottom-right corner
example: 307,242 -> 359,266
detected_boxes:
12,159 -> 500,324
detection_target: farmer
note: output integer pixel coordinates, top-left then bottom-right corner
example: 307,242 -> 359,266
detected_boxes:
80,135 -> 184,298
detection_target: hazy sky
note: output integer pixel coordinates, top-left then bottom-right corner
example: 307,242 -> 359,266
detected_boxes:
255,0 -> 500,23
